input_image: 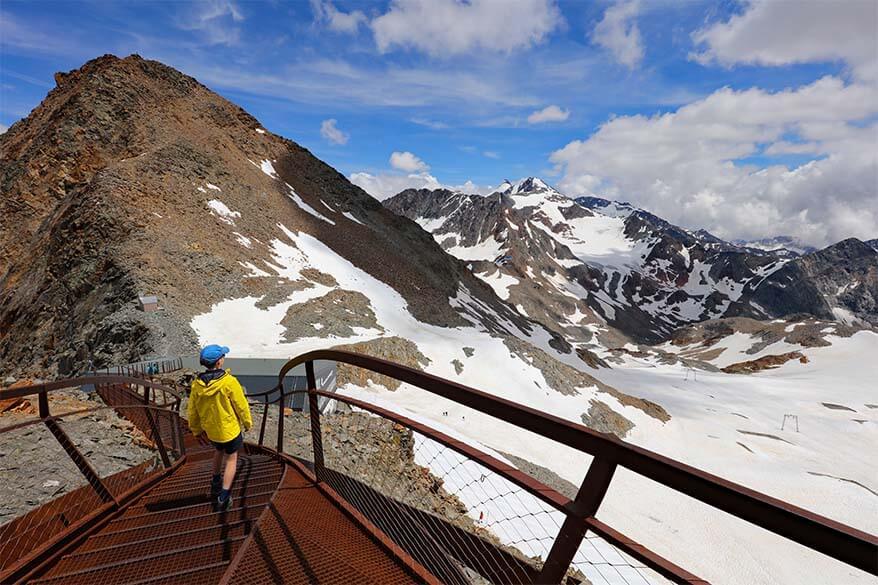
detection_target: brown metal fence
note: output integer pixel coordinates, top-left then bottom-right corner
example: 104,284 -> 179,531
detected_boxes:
0,376 -> 186,581
2,353 -> 876,584
243,349 -> 877,584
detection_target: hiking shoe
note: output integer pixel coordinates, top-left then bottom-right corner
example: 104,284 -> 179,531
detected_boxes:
215,494 -> 233,512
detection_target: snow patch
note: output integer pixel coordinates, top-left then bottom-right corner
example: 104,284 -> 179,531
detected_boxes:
285,184 -> 335,225
207,199 -> 240,225
342,211 -> 366,226
233,232 -> 253,248
260,159 -> 279,179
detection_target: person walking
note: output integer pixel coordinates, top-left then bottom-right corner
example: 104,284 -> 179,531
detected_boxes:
188,344 -> 252,511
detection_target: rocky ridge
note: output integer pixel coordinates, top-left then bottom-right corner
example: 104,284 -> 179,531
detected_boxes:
385,179 -> 877,345
0,55 -> 558,378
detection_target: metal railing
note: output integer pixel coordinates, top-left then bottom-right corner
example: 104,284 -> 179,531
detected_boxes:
0,376 -> 186,581
90,357 -> 184,377
247,349 -> 876,584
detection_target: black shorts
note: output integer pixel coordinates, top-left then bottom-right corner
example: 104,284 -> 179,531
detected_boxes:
211,432 -> 243,454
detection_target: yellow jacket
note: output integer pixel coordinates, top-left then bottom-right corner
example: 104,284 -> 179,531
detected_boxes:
188,369 -> 252,443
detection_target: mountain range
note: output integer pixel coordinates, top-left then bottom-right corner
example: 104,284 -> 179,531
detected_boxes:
1,54 -> 876,585
386,178 -> 877,344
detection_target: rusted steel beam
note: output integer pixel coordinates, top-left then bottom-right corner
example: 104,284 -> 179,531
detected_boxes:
258,401 -> 268,446
313,390 -> 571,513
8,457 -> 186,584
139,382 -> 172,468
310,390 -> 702,584
0,375 -> 180,404
306,361 -> 325,483
43,418 -> 115,504
277,350 -> 878,576
538,458 -> 617,583
142,408 -> 172,468
584,517 -> 708,584
271,448 -> 442,585
276,389 -> 285,454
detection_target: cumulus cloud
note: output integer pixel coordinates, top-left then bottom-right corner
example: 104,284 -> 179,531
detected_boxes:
0,124 -> 7,134
177,0 -> 244,46
310,0 -> 367,33
351,153 -> 497,199
389,151 -> 429,172
371,0 -> 562,56
527,104 -> 569,124
550,77 -> 878,247
350,171 -> 498,199
320,118 -> 349,145
591,0 -> 643,68
692,0 -> 878,82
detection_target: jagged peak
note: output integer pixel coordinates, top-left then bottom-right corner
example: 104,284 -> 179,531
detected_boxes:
510,176 -> 552,194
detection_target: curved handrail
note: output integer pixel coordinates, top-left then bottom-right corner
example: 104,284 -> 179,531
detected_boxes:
276,349 -> 878,578
0,403 -> 183,435
0,375 -> 182,408
310,389 -> 700,582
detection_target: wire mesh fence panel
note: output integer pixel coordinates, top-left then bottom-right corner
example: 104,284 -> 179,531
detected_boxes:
55,410 -> 165,498
0,422 -> 98,573
571,536 -> 671,585
315,405 -> 552,584
281,406 -> 313,465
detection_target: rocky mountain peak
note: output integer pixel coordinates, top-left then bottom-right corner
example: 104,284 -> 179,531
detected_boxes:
1,54 -> 552,376
509,176 -> 552,194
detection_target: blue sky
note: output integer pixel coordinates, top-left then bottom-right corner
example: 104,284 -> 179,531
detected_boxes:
1,1 -> 876,245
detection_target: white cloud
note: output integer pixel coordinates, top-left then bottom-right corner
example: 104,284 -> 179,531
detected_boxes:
410,117 -> 449,130
390,151 -> 429,173
692,0 -> 878,82
189,58 -> 540,109
177,0 -> 244,46
310,0 -> 367,33
350,171 -> 496,200
591,0 -> 644,68
371,0 -> 563,56
550,76 -> 878,247
320,118 -> 349,145
483,151 -> 500,159
0,124 -> 7,134
527,104 -> 569,124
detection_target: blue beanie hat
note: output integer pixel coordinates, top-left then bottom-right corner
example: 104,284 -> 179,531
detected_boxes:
200,344 -> 230,366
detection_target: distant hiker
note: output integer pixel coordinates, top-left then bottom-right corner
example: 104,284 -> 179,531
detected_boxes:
188,345 -> 252,511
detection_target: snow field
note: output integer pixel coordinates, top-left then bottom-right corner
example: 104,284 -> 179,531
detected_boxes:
190,218 -> 877,585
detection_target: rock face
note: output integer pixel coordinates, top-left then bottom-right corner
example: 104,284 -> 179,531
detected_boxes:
729,238 -> 878,327
385,179 -> 877,344
0,54 -> 543,377
331,336 -> 431,391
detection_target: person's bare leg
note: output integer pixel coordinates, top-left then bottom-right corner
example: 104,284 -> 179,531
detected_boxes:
222,451 -> 238,490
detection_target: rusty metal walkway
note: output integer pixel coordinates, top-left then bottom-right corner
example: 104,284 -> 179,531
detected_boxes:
2,356 -> 876,584
27,452 -> 420,585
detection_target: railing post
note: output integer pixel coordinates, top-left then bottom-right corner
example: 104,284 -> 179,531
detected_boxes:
38,390 -> 115,503
140,382 -> 171,468
538,457 -> 617,583
38,390 -> 49,418
307,360 -> 325,483
258,401 -> 268,446
276,383 -> 285,454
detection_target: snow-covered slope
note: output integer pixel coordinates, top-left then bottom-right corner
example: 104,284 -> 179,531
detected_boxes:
732,235 -> 818,257
385,179 -> 878,344
385,179 -> 787,344
333,325 -> 878,585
